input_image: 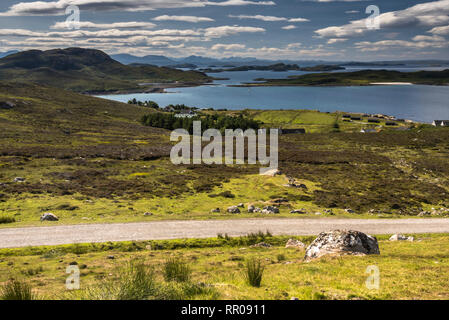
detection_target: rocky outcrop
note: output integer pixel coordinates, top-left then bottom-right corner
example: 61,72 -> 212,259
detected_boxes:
304,230 -> 380,260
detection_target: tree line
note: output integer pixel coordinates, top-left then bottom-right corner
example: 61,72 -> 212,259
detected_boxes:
141,113 -> 261,134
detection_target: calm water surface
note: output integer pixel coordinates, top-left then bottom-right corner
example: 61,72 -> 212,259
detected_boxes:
98,67 -> 449,123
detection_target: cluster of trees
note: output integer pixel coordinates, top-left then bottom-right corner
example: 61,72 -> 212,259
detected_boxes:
141,113 -> 261,134
165,104 -> 197,111
128,98 -> 159,109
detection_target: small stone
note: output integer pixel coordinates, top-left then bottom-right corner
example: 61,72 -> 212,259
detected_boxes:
250,242 -> 272,248
237,203 -> 244,208
143,212 -> 154,216
290,209 -> 306,214
248,205 -> 255,213
291,297 -> 300,300
260,168 -> 281,177
345,209 -> 355,214
227,206 -> 241,214
285,239 -> 306,249
107,255 -> 115,260
40,212 -> 59,222
262,206 -> 279,214
389,234 -> 414,241
13,177 -> 25,183
211,208 -> 220,213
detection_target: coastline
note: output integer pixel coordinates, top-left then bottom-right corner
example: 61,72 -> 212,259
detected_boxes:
84,81 -> 215,96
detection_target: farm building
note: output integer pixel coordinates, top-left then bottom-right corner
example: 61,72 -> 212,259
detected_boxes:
433,120 -> 449,127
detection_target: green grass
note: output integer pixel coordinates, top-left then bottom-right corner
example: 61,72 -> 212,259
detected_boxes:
0,82 -> 448,228
1,233 -> 449,300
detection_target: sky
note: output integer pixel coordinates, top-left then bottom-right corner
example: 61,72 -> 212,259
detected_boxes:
0,0 -> 448,61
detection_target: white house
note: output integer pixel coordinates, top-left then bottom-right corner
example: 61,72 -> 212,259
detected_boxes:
432,120 -> 449,127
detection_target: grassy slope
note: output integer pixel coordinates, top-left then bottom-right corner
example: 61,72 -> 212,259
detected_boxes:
1,82 -> 449,227
1,233 -> 449,300
243,69 -> 449,86
0,48 -> 212,93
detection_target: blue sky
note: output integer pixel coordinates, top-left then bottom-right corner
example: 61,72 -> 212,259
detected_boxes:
0,0 -> 448,60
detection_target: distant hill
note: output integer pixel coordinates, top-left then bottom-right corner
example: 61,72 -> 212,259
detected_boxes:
0,50 -> 19,58
0,48 -> 212,93
111,53 -> 176,66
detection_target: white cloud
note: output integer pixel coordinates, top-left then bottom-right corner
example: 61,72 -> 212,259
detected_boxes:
0,0 -> 275,16
288,18 -> 309,22
153,15 -> 215,23
229,14 -> 309,22
282,25 -> 297,30
50,21 -> 156,30
327,38 -> 348,44
429,25 -> 449,35
355,39 -> 448,52
412,34 -> 445,42
315,0 -> 449,38
211,43 -> 246,50
203,26 -> 265,38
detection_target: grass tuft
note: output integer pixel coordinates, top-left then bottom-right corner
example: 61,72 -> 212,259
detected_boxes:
244,258 -> 265,288
163,258 -> 191,283
0,216 -> 16,224
0,279 -> 36,300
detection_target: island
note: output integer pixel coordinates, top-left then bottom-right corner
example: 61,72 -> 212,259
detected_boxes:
235,69 -> 449,87
200,63 -> 301,73
299,65 -> 345,72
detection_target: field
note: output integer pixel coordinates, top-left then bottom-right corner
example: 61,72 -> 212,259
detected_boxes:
1,233 -> 449,300
1,82 -> 449,227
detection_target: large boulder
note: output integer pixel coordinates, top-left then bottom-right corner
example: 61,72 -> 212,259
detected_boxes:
304,230 -> 380,260
40,212 -> 59,222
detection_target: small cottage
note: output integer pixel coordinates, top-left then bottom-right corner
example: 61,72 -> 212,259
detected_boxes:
433,120 -> 449,127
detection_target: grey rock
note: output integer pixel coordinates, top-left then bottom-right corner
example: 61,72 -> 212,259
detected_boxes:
250,242 -> 272,248
211,208 -> 220,213
290,209 -> 306,214
389,234 -> 414,241
40,212 -> 59,222
262,206 -> 280,214
227,206 -> 241,214
285,239 -> 306,249
305,230 -> 380,260
248,205 -> 255,213
13,177 -> 25,183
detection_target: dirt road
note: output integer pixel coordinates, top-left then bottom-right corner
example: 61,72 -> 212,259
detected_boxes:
1,218 -> 449,248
